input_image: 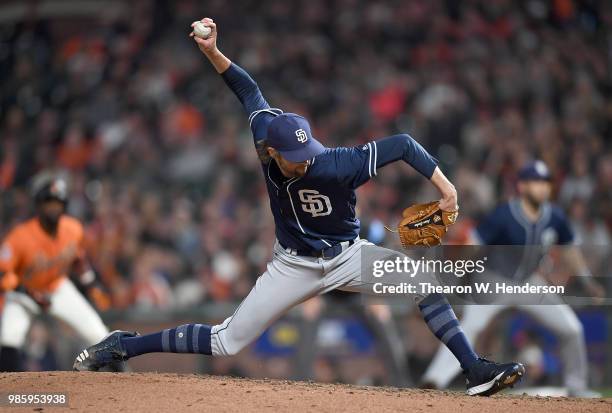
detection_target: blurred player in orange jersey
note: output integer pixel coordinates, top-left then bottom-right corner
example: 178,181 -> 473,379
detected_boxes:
0,174 -> 112,371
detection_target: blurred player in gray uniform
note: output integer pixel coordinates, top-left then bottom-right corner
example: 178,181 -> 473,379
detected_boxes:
421,161 -> 604,397
74,17 -> 524,396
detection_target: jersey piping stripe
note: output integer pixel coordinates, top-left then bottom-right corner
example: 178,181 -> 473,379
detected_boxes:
267,162 -> 279,190
367,143 -> 373,178
211,295 -> 249,338
286,178 -> 306,234
248,108 -> 283,128
248,108 -> 283,122
534,203 -> 552,239
372,141 -> 378,176
509,199 -> 532,229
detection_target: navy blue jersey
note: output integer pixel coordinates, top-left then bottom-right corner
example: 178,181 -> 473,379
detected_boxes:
253,110 -> 436,251
222,63 -> 438,252
474,200 -> 574,246
473,199 -> 574,280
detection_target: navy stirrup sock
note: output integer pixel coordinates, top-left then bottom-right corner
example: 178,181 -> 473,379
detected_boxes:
121,324 -> 212,358
418,293 -> 478,371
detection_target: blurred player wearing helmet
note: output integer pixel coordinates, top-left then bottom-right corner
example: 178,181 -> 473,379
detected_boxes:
0,174 -> 112,371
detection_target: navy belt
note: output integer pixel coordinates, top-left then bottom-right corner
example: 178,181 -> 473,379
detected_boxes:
281,239 -> 356,259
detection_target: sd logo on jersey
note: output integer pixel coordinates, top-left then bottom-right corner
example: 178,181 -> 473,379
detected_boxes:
298,189 -> 332,217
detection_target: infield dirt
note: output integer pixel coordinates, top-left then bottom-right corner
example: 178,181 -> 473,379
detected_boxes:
1,372 -> 611,412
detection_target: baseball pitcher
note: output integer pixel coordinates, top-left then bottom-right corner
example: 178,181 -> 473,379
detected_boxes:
74,18 -> 524,396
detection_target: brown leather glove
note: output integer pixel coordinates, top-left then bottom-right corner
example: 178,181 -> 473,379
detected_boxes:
388,201 -> 458,247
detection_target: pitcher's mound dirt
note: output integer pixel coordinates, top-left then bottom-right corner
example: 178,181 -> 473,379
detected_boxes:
1,372 -> 610,412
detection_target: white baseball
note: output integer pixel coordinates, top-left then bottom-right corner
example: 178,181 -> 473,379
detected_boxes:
193,22 -> 212,39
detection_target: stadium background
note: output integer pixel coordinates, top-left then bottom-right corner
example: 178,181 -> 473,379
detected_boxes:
1,0 -> 611,392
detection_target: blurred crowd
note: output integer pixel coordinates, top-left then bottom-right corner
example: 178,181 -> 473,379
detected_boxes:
1,0 -> 611,311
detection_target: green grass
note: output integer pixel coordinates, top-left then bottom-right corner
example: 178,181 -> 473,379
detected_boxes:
598,388 -> 612,398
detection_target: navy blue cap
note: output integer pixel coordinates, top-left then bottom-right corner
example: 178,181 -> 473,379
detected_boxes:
518,160 -> 552,181
267,113 -> 325,162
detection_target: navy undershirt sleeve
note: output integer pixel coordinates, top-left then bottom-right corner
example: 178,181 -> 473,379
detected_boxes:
375,134 -> 438,179
336,134 -> 439,188
221,63 -> 283,142
221,63 -> 270,115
